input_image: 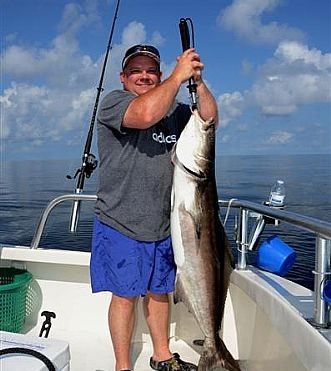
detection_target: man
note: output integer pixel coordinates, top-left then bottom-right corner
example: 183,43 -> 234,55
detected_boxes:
90,44 -> 218,371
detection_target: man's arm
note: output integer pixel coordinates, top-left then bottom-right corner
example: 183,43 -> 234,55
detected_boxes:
196,80 -> 219,127
122,75 -> 183,129
123,48 -> 209,129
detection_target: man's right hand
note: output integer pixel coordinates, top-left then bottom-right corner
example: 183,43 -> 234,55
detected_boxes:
171,48 -> 204,85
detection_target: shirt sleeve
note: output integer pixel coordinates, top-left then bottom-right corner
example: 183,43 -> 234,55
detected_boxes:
97,90 -> 136,133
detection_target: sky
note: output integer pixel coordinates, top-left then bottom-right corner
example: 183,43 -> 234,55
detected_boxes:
1,0 -> 330,161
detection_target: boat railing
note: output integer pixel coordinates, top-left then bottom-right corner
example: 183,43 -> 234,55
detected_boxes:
30,193 -> 97,249
218,199 -> 331,329
29,194 -> 330,328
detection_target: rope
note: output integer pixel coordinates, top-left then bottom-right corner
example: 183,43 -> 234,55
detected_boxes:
222,198 -> 238,226
0,347 -> 56,371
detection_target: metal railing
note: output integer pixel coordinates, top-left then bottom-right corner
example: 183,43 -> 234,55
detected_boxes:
29,194 -> 331,328
218,199 -> 331,328
30,194 -> 97,249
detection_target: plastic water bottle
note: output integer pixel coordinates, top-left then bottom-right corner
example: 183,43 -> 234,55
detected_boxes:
269,180 -> 286,207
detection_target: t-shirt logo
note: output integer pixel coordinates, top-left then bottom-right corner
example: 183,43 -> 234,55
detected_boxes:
152,131 -> 177,144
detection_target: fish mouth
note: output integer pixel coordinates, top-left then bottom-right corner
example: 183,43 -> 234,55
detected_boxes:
192,109 -> 215,131
196,153 -> 213,163
172,147 -> 208,180
201,119 -> 215,131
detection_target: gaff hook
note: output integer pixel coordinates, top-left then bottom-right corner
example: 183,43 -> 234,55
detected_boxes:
179,17 -> 197,110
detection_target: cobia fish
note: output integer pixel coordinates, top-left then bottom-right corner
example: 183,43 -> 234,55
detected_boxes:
170,110 -> 241,371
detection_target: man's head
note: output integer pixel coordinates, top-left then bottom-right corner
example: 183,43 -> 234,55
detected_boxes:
120,44 -> 162,96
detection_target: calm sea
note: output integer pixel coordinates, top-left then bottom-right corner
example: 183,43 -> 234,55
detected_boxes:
1,154 -> 330,290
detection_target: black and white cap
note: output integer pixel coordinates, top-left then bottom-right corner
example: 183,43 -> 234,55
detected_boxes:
122,44 -> 160,70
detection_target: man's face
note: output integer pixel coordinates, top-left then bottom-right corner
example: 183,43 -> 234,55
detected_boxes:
120,55 -> 162,96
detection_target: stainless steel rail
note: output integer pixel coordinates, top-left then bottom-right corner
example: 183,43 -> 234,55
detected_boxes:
30,194 -> 97,249
218,199 -> 331,328
30,194 -> 330,328
218,199 -> 331,239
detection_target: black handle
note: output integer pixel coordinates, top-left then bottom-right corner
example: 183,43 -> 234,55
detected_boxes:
179,18 -> 191,51
178,18 -> 197,109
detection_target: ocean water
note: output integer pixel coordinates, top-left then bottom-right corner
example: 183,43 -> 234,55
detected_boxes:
0,154 -> 330,290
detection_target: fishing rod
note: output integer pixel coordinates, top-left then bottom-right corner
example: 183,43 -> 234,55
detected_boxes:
179,17 -> 197,110
67,0 -> 121,233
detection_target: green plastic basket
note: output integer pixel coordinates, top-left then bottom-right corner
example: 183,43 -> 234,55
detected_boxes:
0,267 -> 33,333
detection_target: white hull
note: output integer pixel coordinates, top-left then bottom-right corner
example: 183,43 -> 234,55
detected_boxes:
1,246 -> 330,371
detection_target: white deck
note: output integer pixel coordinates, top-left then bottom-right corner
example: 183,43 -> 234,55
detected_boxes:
0,245 -> 330,371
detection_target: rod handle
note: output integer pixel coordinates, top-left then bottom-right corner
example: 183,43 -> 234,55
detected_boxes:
69,190 -> 82,233
179,18 -> 197,109
179,18 -> 191,51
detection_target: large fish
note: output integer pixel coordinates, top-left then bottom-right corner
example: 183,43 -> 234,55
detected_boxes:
171,110 -> 241,371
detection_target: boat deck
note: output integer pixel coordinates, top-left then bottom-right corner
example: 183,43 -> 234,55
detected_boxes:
1,245 -> 330,371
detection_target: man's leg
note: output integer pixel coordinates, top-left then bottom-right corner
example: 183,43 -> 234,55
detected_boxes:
109,294 -> 137,370
143,292 -> 173,361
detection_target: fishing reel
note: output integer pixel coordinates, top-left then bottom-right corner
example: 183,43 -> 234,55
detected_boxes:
66,153 -> 98,180
83,153 -> 98,178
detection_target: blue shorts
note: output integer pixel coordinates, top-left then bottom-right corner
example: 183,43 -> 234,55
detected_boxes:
90,217 -> 176,297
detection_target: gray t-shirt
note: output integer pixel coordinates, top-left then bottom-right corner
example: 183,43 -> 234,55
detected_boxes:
95,89 -> 191,241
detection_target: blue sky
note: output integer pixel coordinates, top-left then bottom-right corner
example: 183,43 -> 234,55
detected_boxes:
1,0 -> 330,160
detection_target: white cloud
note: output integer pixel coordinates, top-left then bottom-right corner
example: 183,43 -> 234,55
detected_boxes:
1,79 -> 108,148
267,131 -> 293,144
275,41 -> 331,71
2,45 -> 42,76
1,83 -> 53,142
218,0 -> 304,45
2,35 -> 97,89
151,31 -> 166,47
250,41 -> 331,115
217,91 -> 245,126
61,87 -> 96,131
215,1 -> 330,121
215,40 -> 330,121
121,21 -> 147,46
58,0 -> 100,35
1,2 -> 168,152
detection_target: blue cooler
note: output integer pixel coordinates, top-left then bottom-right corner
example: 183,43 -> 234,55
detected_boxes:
323,280 -> 331,304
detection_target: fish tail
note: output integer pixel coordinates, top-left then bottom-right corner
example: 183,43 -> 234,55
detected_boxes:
198,337 -> 241,371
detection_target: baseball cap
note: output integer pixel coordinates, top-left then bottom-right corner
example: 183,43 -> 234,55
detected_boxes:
122,44 -> 160,70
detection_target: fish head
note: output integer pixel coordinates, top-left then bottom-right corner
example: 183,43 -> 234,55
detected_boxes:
173,110 -> 215,178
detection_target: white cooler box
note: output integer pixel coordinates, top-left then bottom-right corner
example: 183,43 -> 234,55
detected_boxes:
0,331 -> 70,370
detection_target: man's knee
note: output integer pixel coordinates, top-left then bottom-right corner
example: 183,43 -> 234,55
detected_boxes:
145,292 -> 169,303
110,294 -> 138,310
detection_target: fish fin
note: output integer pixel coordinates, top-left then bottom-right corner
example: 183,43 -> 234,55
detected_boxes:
173,274 -> 184,305
173,204 -> 199,313
198,336 -> 241,371
173,274 -> 191,311
178,202 -> 201,242
173,275 -> 195,314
